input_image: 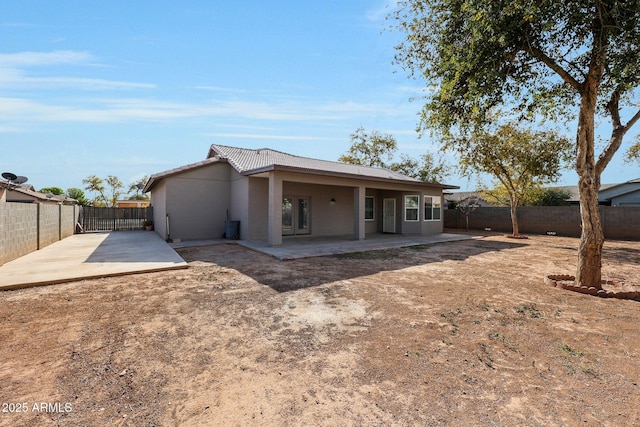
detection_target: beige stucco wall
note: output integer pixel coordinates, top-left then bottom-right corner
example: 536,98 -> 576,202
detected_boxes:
150,162 -> 233,241
151,180 -> 168,240
284,181 -> 356,237
161,162 -> 231,241
248,177 -> 269,240
230,169 -> 249,240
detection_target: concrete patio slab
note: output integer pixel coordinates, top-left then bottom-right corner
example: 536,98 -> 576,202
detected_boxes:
0,231 -> 188,291
238,233 -> 479,260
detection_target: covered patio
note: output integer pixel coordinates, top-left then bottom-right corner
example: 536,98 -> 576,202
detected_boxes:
238,232 -> 478,260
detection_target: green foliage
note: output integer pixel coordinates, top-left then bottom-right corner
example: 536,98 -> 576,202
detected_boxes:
392,0 -> 640,138
339,126 -> 450,182
39,186 -> 64,195
465,123 -> 572,235
392,0 -> 640,284
531,188 -> 572,206
464,123 -> 572,201
82,174 -> 124,207
626,139 -> 640,164
390,153 -> 449,183
338,126 -> 398,167
65,188 -> 90,206
82,175 -> 106,206
128,175 -> 150,199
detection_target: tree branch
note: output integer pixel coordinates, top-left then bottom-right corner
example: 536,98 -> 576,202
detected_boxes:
596,93 -> 640,175
523,45 -> 584,93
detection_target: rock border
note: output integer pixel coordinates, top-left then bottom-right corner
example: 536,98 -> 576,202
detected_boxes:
544,274 -> 639,300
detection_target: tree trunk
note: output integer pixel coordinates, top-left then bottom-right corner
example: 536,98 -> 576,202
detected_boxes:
575,62 -> 604,289
576,177 -> 604,289
509,201 -> 519,237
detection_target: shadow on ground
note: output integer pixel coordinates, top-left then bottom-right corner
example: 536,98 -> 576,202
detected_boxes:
176,238 -> 527,292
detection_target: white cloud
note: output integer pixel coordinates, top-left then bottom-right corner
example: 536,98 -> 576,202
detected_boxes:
207,133 -> 332,141
0,50 -> 95,67
0,50 -> 154,91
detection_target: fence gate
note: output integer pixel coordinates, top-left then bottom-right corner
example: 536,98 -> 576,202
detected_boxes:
80,207 -> 152,231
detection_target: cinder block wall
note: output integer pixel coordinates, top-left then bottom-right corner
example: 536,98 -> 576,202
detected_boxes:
0,203 -> 39,265
0,203 -> 80,265
445,206 -> 640,240
39,204 -> 61,248
61,205 -> 77,239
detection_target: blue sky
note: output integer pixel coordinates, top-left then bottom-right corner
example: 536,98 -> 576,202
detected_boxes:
1,1 -> 638,196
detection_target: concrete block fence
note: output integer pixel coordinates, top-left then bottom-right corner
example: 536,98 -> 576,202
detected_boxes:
444,206 -> 640,241
0,203 -> 79,265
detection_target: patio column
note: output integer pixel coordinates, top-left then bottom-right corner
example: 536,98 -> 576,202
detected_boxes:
353,185 -> 365,240
268,171 -> 283,246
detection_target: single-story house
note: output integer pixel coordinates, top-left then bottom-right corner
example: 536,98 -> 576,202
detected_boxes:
0,182 -> 77,205
555,178 -> 640,206
144,144 -> 458,245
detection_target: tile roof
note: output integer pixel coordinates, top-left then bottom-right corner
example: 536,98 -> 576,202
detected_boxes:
144,144 -> 458,192
208,144 -> 445,185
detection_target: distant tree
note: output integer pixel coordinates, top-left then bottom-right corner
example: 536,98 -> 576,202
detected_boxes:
82,175 -> 124,207
65,188 -> 90,206
456,196 -> 480,232
340,126 -> 450,182
82,175 -> 107,206
460,123 -> 572,237
390,153 -> 449,183
39,187 -> 64,196
105,175 -> 124,207
127,176 -> 150,200
531,188 -> 572,206
339,126 -> 397,167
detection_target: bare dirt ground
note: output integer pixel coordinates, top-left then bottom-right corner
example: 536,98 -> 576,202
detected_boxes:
1,232 -> 639,427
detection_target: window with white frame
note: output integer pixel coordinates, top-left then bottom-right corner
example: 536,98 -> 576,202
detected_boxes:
404,195 -> 419,221
365,196 -> 375,221
424,195 -> 442,221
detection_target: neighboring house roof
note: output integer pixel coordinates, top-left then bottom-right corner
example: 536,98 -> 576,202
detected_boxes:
444,191 -> 491,203
447,180 -> 640,206
145,144 -> 459,192
551,181 -> 635,203
0,182 -> 77,204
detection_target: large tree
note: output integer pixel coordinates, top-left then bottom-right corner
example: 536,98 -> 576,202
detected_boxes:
464,124 -> 572,237
393,0 -> 640,288
339,126 -> 449,182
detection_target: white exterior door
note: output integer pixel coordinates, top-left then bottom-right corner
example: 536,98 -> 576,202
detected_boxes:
282,196 -> 310,236
383,198 -> 396,233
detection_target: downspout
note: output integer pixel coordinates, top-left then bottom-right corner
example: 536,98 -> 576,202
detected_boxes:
166,213 -> 171,242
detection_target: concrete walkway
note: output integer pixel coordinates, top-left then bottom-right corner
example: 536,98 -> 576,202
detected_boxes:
238,233 -> 477,260
0,231 -> 188,291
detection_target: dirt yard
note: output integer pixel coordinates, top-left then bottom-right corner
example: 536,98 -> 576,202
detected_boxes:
1,232 -> 639,426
